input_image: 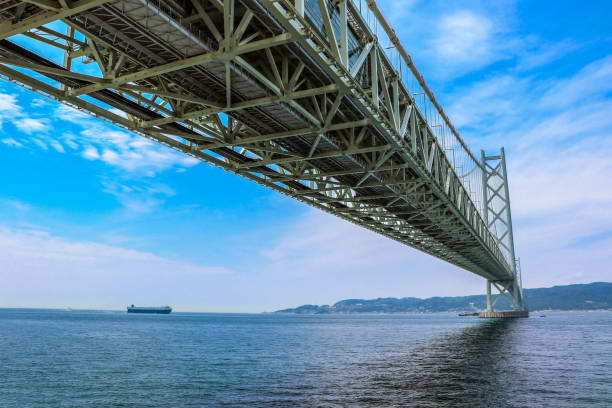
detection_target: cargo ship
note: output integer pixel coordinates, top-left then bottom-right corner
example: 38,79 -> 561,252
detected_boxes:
127,305 -> 172,314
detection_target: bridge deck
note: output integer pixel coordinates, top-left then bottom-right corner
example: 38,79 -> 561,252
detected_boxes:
0,0 -> 515,282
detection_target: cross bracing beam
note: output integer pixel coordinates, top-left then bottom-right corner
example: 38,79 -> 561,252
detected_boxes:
0,0 -> 111,40
139,84 -> 340,128
0,0 -> 520,290
195,119 -> 369,150
66,32 -> 293,97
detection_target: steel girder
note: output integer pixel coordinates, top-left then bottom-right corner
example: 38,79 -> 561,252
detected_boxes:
0,0 -> 517,285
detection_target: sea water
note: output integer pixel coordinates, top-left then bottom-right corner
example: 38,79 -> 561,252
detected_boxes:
1,309 -> 611,407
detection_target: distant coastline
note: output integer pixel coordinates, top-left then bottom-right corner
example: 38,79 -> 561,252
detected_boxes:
275,282 -> 612,314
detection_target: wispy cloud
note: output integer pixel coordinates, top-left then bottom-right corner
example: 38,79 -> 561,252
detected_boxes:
432,11 -> 497,68
0,92 -> 22,129
0,198 -> 31,212
49,140 -> 65,153
515,38 -> 578,71
383,0 -> 576,81
0,89 -> 200,211
15,118 -> 48,134
387,0 -> 420,20
1,138 -> 23,147
54,105 -> 199,174
446,56 -> 612,148
1,98 -> 199,177
441,52 -> 612,288
0,92 -> 20,114
101,179 -> 176,213
260,210 -> 482,303
537,55 -> 612,109
0,226 -> 230,309
82,146 -> 100,160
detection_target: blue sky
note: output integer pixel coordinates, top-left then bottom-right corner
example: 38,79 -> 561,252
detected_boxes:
1,0 -> 611,311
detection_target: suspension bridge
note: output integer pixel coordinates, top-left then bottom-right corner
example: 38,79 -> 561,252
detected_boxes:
0,0 -> 527,315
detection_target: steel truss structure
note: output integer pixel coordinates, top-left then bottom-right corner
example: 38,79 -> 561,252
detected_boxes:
482,148 -> 525,311
0,0 -> 524,308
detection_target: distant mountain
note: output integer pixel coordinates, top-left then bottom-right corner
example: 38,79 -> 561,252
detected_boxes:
275,282 -> 612,313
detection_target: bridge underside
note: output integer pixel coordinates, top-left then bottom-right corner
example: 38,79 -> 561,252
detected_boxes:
0,0 -> 516,284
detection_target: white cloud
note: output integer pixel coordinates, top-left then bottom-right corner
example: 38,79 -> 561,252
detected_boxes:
52,106 -> 200,174
31,138 -> 48,150
1,138 -> 23,147
15,118 -> 48,134
82,146 -> 100,160
0,90 -> 200,211
446,56 -> 612,149
260,210 -> 484,304
50,140 -> 65,153
101,179 -> 176,213
54,104 -> 93,125
257,201 -> 612,306
60,132 -> 79,150
101,148 -> 120,164
445,74 -> 529,130
0,92 -> 22,130
0,226 -> 230,309
0,92 -> 20,113
387,0 -> 420,19
383,1 -> 576,80
515,38 -> 578,71
441,54 -> 612,290
511,138 -> 612,217
538,55 -> 612,109
0,198 -> 31,212
433,11 -> 494,65
50,105 -> 199,172
30,98 -> 49,107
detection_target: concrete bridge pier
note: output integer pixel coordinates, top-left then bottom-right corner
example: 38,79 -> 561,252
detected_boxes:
479,310 -> 529,318
479,279 -> 529,318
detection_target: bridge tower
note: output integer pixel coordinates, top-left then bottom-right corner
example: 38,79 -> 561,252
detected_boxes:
481,148 -> 526,314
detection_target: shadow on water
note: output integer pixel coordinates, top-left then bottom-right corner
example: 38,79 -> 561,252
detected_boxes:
347,319 -> 521,408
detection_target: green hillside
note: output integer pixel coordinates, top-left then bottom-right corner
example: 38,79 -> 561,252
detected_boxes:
275,282 -> 612,313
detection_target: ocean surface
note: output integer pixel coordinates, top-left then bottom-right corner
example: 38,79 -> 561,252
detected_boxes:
1,309 -> 611,407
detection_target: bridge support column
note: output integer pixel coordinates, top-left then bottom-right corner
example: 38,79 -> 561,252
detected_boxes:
480,279 -> 528,317
486,280 -> 493,312
339,0 -> 350,67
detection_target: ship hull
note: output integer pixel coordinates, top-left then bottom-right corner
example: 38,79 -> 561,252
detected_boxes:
127,307 -> 172,314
